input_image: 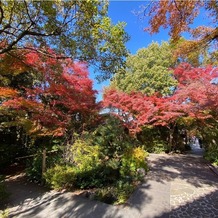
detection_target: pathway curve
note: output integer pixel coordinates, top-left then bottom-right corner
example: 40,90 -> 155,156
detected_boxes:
1,150 -> 218,218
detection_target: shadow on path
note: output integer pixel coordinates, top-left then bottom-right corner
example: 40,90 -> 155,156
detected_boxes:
164,189 -> 218,218
1,148 -> 218,218
147,153 -> 218,187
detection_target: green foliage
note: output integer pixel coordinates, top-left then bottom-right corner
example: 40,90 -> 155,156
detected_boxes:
94,181 -> 134,205
114,181 -> 135,204
44,116 -> 149,204
69,138 -> 111,189
0,209 -> 9,218
26,153 -> 45,183
71,139 -> 101,172
91,116 -> 134,158
205,145 -> 218,166
202,123 -> 218,165
111,41 -> 178,96
198,119 -> 218,165
44,138 -> 110,189
153,141 -> 169,153
44,165 -> 77,190
0,1 -> 128,80
26,145 -> 63,183
94,187 -> 117,204
120,147 -> 148,178
137,126 -> 169,153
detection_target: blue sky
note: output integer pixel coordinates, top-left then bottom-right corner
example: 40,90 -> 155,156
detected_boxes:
108,1 -> 171,54
92,1 -> 171,101
92,1 -> 211,101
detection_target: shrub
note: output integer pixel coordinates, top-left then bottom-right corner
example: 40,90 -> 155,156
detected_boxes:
91,117 -> 135,158
94,187 -> 117,204
94,181 -> 134,205
137,126 -> 169,153
26,154 -> 43,183
114,180 -> 135,204
147,139 -> 168,153
45,139 -> 104,189
69,138 -> 105,188
201,123 -> 218,165
205,145 -> 218,166
26,148 -> 63,183
44,118 -> 150,205
0,209 -> 9,218
44,165 -> 77,190
70,139 -> 101,172
120,147 -> 148,179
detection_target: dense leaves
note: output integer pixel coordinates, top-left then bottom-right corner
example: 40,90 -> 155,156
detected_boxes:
0,1 -> 129,80
104,63 -> 218,151
1,50 -> 100,139
110,41 -> 177,96
142,0 -> 218,61
44,117 -> 148,204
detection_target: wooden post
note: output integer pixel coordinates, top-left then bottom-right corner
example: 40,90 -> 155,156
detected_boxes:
42,148 -> 46,180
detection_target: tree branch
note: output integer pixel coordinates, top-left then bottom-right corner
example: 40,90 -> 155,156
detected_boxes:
24,0 -> 36,26
0,4 -> 4,25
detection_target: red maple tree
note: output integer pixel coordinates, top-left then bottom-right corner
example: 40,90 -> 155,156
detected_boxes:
103,63 -> 218,134
2,49 -> 100,138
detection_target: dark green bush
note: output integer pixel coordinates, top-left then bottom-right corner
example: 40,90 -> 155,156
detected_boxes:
205,145 -> 218,166
137,126 -> 169,153
200,122 -> 218,165
26,149 -> 63,183
91,117 -> 135,158
0,175 -> 9,204
94,181 -> 134,205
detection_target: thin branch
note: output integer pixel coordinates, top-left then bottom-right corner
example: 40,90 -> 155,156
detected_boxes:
0,27 -> 63,54
24,0 -> 36,26
20,46 -> 71,59
143,0 -> 155,16
173,0 -> 183,20
9,0 -> 15,24
0,4 -> 4,25
0,24 -> 11,34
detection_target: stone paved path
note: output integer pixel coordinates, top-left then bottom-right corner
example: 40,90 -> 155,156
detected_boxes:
1,149 -> 218,218
147,153 -> 218,218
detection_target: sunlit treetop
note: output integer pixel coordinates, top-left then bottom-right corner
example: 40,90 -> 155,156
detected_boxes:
142,0 -> 218,61
110,41 -> 178,96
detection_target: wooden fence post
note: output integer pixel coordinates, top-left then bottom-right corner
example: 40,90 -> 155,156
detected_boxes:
41,148 -> 46,185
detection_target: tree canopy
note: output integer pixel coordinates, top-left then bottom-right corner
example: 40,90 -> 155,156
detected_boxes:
110,41 -> 177,96
0,49 -> 100,139
0,0 -> 129,80
143,0 -> 218,60
104,64 -> 218,134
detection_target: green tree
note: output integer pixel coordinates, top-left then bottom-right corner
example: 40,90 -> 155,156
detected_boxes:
110,41 -> 177,96
0,0 -> 129,80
